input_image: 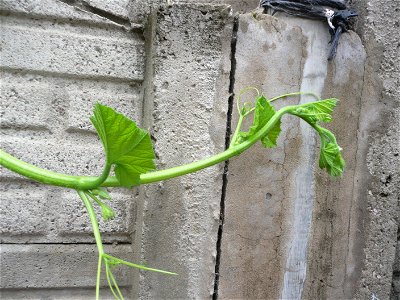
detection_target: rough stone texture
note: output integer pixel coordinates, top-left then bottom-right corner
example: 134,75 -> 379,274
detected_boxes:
218,11 -> 367,299
219,13 -> 306,300
85,0 -> 131,19
351,0 -> 400,299
0,184 -> 136,243
302,30 -> 367,300
0,288 -> 131,300
133,4 -> 232,299
0,0 -> 145,297
0,17 -> 144,81
0,0 -> 118,25
392,235 -> 400,299
0,244 -> 134,288
1,0 -> 399,298
127,0 -> 259,24
170,0 -> 260,13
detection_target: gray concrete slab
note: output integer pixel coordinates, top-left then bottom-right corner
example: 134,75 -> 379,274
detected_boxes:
0,16 -> 144,81
219,12 -> 306,300
0,0 -> 118,25
134,4 -> 233,299
0,244 -> 134,288
218,11 -> 368,299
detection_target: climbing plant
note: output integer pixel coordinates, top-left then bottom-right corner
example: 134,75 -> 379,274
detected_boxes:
0,90 -> 345,299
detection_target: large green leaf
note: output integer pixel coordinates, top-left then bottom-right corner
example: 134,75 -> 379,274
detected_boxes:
91,103 -> 156,187
316,126 -> 345,177
290,98 -> 338,124
287,98 -> 345,176
238,95 -> 281,148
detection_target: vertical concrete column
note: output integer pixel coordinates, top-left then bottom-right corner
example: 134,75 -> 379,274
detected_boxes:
350,0 -> 400,299
218,13 -> 307,299
218,12 -> 367,299
135,4 -> 233,299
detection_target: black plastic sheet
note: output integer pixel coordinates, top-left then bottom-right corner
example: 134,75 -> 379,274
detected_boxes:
260,0 -> 358,60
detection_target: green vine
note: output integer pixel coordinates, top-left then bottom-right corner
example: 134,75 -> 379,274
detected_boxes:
0,90 -> 345,299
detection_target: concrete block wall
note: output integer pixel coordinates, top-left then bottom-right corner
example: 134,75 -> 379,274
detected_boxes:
1,0 -> 399,299
0,0 -> 145,297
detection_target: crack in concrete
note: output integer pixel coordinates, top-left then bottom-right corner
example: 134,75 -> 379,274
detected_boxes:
212,15 -> 239,300
57,0 -> 134,29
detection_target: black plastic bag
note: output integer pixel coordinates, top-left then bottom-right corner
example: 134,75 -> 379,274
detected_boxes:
260,0 -> 358,60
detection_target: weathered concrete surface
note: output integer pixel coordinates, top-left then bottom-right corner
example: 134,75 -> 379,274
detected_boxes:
85,0 -> 131,19
219,13 -> 306,300
0,17 -> 144,81
171,0 -> 260,12
0,10 -> 142,243
127,0 -> 259,24
351,0 -> 400,299
218,11 -> 367,299
0,287 -> 131,300
0,244 -> 134,288
0,0 -> 145,297
302,30 -> 367,300
393,238 -> 400,299
0,183 -> 137,243
133,4 -> 232,299
1,0 -> 398,298
0,0 -> 121,25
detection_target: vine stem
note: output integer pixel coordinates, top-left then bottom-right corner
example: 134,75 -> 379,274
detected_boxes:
78,190 -> 104,300
229,114 -> 243,148
0,97 -> 321,189
0,106 -> 289,188
0,150 -> 113,189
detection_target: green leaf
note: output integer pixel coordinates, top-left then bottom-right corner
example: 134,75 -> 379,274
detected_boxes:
261,118 -> 281,148
317,126 -> 345,177
91,103 -> 156,187
290,98 -> 338,124
288,97 -> 345,176
238,95 -> 281,148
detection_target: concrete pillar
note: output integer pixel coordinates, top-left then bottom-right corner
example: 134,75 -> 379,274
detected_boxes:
134,4 -> 233,299
218,11 -> 368,299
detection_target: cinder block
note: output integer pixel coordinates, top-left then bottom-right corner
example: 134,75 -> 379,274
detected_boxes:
0,17 -> 144,81
0,0 -> 123,25
136,4 -> 232,299
0,72 -> 143,132
0,183 -> 48,239
0,244 -> 135,289
0,137 -> 137,243
0,0 -> 145,297
0,181 -> 137,243
57,188 -> 136,243
0,138 -> 104,176
66,81 -> 143,132
0,287 -> 131,300
0,73 -> 54,129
